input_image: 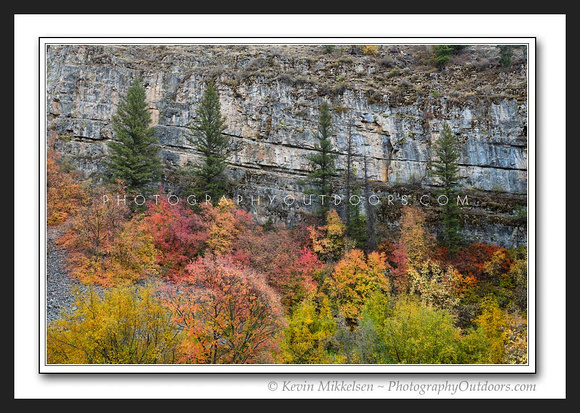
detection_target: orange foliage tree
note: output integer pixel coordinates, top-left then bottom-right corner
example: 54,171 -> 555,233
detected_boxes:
483,248 -> 513,280
46,139 -> 87,226
231,222 -> 323,310
398,205 -> 435,267
200,198 -> 250,256
159,255 -> 287,364
58,186 -> 158,286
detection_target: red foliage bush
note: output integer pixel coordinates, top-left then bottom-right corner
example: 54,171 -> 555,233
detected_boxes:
142,196 -> 208,280
450,243 -> 507,281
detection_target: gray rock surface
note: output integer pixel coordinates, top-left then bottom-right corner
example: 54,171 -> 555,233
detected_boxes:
45,44 -> 529,247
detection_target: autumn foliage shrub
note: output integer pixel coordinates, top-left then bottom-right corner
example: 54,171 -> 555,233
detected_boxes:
58,186 -> 158,286
46,140 -> 87,226
232,223 -> 323,309
326,248 -> 390,325
159,255 -> 287,364
141,196 -> 208,280
308,209 -> 346,263
450,243 -> 507,281
47,283 -> 181,364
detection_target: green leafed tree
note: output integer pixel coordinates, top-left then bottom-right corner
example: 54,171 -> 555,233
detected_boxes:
105,78 -> 162,194
305,101 -> 337,221
186,80 -> 233,202
382,296 -> 462,364
431,121 -> 463,253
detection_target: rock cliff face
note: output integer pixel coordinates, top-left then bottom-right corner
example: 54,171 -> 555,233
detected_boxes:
45,43 -> 529,247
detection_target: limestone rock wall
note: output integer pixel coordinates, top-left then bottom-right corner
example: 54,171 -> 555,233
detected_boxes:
45,44 -> 529,247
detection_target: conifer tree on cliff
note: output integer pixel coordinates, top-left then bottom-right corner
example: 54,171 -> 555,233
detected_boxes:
305,101 -> 337,222
186,80 -> 233,202
105,78 -> 162,194
431,121 -> 463,253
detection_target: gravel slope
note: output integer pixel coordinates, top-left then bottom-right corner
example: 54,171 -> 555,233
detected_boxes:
45,226 -> 88,323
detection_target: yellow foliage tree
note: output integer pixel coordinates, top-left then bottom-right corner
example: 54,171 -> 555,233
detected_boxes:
398,205 -> 435,268
309,209 -> 346,263
204,197 -> 239,255
280,295 -> 337,364
407,259 -> 462,313
460,296 -> 508,364
47,284 -> 181,364
504,311 -> 528,364
475,296 -> 508,363
327,248 -> 390,324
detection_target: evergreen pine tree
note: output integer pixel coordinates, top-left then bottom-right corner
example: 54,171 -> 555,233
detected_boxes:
186,80 -> 233,202
346,190 -> 367,250
343,123 -> 367,249
363,152 -> 378,252
105,78 -> 162,194
498,45 -> 513,69
431,121 -> 463,252
305,101 -> 337,221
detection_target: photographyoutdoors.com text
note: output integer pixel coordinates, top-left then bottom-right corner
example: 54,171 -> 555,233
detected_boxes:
102,192 -> 470,208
